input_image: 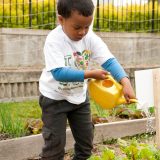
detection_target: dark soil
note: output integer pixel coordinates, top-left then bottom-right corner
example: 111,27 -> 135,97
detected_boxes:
0,133 -> 11,141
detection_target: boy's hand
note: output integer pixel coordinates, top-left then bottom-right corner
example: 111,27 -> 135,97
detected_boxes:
84,69 -> 109,80
120,77 -> 136,103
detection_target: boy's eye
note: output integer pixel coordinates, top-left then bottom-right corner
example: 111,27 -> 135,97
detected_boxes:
74,26 -> 81,30
74,26 -> 89,30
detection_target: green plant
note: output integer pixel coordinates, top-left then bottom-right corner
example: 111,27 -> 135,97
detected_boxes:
88,148 -> 117,160
119,139 -> 160,160
89,136 -> 160,160
110,103 -> 152,119
0,100 -> 42,137
0,105 -> 27,137
90,99 -> 109,118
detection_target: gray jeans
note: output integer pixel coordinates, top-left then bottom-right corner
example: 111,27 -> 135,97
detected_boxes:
39,94 -> 94,160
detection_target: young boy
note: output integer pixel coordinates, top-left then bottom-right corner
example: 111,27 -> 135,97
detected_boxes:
39,0 -> 136,159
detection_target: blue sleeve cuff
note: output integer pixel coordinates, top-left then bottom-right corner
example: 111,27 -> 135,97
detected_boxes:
51,67 -> 84,82
101,58 -> 128,82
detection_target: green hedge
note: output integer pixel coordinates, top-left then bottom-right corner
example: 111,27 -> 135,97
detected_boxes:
0,0 -> 56,29
94,1 -> 160,32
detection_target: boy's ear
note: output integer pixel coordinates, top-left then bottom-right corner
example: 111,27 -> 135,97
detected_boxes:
58,15 -> 64,25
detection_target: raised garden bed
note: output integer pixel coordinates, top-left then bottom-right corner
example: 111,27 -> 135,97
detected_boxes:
0,117 -> 155,160
0,100 -> 156,160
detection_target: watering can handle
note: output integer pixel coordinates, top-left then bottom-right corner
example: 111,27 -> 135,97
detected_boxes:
105,75 -> 138,103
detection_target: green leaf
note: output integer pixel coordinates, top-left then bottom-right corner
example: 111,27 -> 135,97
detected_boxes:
101,148 -> 115,160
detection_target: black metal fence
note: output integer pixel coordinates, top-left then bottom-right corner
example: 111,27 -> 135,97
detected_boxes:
0,0 -> 56,29
95,0 -> 160,32
0,0 -> 160,32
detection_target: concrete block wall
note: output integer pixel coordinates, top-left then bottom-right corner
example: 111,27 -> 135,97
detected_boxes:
96,32 -> 160,68
0,70 -> 40,102
0,28 -> 48,68
0,28 -> 160,69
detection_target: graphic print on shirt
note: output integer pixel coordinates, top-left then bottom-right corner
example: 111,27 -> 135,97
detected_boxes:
57,50 -> 91,93
64,55 -> 72,66
73,50 -> 91,70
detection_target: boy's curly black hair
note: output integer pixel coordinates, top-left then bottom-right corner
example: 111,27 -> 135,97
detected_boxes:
57,0 -> 94,18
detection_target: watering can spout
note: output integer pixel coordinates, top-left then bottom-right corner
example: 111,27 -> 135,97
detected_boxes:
117,96 -> 138,106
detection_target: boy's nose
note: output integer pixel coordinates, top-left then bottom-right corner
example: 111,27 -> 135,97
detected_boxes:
78,29 -> 86,36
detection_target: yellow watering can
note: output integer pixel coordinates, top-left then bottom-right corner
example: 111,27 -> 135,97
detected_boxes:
88,75 -> 138,109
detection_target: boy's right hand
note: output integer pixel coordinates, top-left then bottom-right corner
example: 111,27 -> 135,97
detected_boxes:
84,69 -> 109,80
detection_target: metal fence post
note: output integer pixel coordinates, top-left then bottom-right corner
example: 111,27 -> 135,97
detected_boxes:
151,0 -> 155,32
96,0 -> 100,31
29,0 -> 32,28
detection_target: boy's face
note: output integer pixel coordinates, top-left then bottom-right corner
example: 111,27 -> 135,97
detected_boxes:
58,11 -> 93,41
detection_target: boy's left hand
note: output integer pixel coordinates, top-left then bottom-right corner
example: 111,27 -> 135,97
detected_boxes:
120,77 -> 136,103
